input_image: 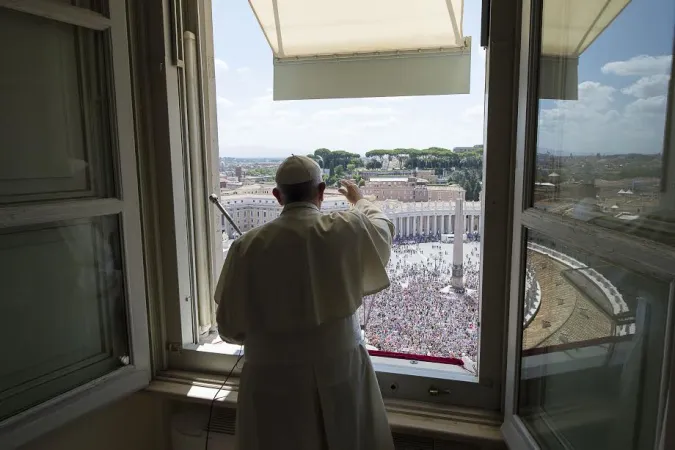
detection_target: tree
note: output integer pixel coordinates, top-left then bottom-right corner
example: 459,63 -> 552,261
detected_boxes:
334,165 -> 345,177
306,154 -> 324,168
346,163 -> 356,173
366,159 -> 382,169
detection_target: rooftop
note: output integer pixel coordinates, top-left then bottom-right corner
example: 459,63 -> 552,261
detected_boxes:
368,177 -> 411,182
427,184 -> 463,191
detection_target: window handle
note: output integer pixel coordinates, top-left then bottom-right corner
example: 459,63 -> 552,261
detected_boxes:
428,386 -> 451,396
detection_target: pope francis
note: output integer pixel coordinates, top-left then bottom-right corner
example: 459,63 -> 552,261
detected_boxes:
215,155 -> 395,450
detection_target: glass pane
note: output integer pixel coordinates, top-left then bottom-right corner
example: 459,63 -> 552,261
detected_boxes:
0,8 -> 115,204
532,0 -> 675,246
519,230 -> 672,449
0,215 -> 129,421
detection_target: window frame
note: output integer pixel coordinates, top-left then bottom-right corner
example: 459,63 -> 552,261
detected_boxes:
501,0 -> 675,447
150,0 -> 523,411
0,0 -> 150,447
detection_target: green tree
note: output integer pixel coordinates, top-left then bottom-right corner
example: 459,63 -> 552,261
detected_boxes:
366,159 -> 382,169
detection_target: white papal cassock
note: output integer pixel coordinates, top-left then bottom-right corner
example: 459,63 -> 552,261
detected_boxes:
215,198 -> 395,450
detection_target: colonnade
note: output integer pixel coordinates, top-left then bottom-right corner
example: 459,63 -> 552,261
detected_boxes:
391,213 -> 480,237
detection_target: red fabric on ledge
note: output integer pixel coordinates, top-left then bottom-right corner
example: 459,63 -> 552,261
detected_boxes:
368,350 -> 464,366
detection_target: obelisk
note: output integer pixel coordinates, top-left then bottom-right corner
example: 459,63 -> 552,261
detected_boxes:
452,198 -> 465,292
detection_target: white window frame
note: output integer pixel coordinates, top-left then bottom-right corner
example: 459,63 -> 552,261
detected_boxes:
0,1 -> 150,447
148,0 -> 523,412
502,0 -> 675,447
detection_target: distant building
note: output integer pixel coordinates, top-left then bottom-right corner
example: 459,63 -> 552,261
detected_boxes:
415,169 -> 437,183
220,189 -> 482,237
358,168 -> 438,183
362,178 -> 464,203
428,184 -> 465,201
222,183 -> 274,195
534,182 -> 556,202
361,177 -> 427,202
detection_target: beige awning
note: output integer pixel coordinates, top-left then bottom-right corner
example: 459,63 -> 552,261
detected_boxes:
539,0 -> 630,100
250,0 -> 465,58
541,0 -> 630,56
249,0 -> 470,100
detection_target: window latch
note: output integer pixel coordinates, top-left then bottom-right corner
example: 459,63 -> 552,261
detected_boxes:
167,342 -> 182,354
428,386 -> 451,396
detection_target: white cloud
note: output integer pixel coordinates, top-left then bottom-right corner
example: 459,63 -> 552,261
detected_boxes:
537,80 -> 668,155
215,91 -> 486,156
214,58 -> 229,72
621,74 -> 670,98
624,95 -> 668,117
601,55 -> 672,76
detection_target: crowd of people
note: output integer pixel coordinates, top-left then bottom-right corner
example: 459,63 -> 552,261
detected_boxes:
357,239 -> 481,360
392,232 -> 481,246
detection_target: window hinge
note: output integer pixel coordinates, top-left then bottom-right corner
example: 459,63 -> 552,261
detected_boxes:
167,342 -> 182,354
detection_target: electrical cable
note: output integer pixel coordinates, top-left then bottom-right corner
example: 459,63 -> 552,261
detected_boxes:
204,347 -> 244,450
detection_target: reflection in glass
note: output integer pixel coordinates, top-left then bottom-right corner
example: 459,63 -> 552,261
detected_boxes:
519,231 -> 672,449
533,0 -> 675,246
0,216 -> 129,420
0,8 -> 114,203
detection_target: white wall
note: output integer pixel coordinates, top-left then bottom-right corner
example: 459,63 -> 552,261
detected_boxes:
20,393 -> 168,450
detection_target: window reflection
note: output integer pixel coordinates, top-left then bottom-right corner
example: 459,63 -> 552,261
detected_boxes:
533,0 -> 675,246
519,230 -> 671,450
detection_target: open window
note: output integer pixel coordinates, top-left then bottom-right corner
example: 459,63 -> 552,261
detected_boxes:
156,0 -> 521,412
0,1 -> 150,446
503,0 -> 675,447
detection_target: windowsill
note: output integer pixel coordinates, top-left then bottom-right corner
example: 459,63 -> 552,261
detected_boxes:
147,372 -> 504,446
191,341 -> 477,381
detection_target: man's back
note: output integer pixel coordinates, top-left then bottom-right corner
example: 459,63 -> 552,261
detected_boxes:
216,199 -> 393,341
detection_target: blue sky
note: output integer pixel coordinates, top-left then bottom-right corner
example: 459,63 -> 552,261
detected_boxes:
212,0 -> 673,157
537,0 -> 673,155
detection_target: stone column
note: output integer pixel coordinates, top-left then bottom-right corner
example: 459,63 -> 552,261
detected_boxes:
452,199 -> 465,292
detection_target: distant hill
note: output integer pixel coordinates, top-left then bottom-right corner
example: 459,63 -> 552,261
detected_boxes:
220,145 -> 298,159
